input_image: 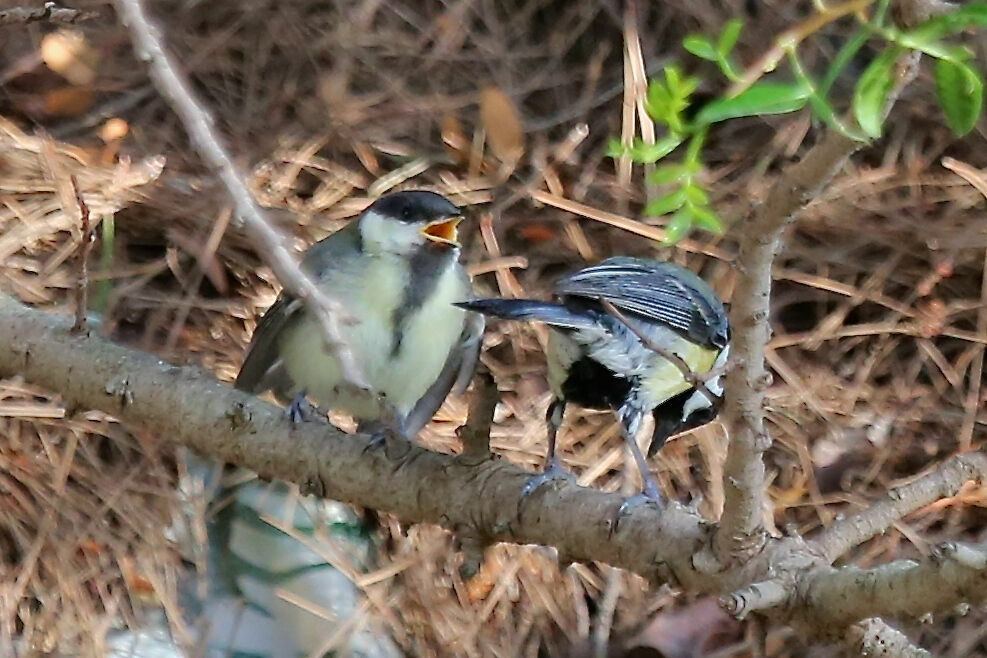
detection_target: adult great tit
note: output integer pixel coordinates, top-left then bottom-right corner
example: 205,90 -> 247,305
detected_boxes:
236,190 -> 483,437
457,257 -> 729,511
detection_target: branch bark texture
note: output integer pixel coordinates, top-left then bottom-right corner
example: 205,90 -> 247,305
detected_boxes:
802,542 -> 987,628
717,128 -> 864,562
812,452 -> 987,563
845,619 -> 932,658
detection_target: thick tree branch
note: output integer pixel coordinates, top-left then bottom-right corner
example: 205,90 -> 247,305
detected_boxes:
811,452 -> 987,563
2,294 -> 985,647
0,295 -> 711,585
802,541 -> 987,628
112,0 -> 369,391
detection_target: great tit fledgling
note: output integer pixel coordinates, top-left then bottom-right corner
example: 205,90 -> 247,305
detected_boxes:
236,190 -> 483,437
457,257 -> 729,510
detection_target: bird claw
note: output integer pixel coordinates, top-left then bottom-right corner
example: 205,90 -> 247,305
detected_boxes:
521,460 -> 574,499
516,460 -> 573,519
285,391 -> 311,424
610,486 -> 664,535
363,431 -> 389,453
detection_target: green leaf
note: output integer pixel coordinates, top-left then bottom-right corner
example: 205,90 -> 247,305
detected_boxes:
683,35 -> 717,61
689,205 -> 725,233
650,164 -> 688,184
662,211 -> 692,245
895,34 -> 972,63
693,82 -> 810,124
907,3 -> 987,43
645,80 -> 673,122
644,188 -> 687,216
717,19 -> 743,57
628,134 -> 685,163
665,66 -> 682,90
853,47 -> 901,138
935,58 -> 985,136
683,183 -> 709,205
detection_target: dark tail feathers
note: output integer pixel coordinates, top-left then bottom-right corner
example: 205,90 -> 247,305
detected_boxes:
454,299 -> 595,330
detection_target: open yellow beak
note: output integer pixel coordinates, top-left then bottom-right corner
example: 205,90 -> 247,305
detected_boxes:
421,216 -> 463,246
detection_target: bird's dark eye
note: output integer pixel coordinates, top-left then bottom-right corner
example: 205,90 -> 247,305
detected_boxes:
401,207 -> 412,220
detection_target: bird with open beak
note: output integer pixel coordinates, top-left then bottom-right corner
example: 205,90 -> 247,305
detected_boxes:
236,190 -> 483,438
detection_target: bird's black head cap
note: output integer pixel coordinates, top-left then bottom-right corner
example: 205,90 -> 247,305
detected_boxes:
368,190 -> 460,224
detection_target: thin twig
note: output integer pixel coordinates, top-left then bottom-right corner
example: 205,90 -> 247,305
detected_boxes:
728,0 -> 876,97
457,366 -> 498,462
69,176 -> 93,334
940,157 -> 987,451
112,0 -> 369,391
0,3 -> 99,25
599,299 -> 724,406
591,566 -> 622,658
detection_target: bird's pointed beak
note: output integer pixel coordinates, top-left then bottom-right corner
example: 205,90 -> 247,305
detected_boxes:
421,216 -> 463,246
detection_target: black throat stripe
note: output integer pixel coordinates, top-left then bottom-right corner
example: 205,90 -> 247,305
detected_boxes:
389,245 -> 453,356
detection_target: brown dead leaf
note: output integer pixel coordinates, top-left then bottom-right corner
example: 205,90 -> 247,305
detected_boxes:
41,30 -> 97,86
464,550 -> 502,603
43,87 -> 94,117
479,85 -> 524,168
518,223 -> 557,243
119,555 -> 157,598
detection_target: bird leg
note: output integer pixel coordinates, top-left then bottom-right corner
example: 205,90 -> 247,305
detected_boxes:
358,418 -> 409,455
612,408 -> 664,529
520,399 -> 573,499
285,390 -> 312,424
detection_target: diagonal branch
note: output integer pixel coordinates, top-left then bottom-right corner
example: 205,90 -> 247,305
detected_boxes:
716,128 -> 866,562
811,452 -> 987,563
111,0 -> 369,391
714,47 -> 922,563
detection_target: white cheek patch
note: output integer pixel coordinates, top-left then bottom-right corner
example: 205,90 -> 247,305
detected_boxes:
360,210 -> 424,254
681,344 -> 729,421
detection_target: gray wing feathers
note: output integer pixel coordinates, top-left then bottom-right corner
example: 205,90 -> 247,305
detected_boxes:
555,257 -> 728,348
403,310 -> 485,438
235,293 -> 302,393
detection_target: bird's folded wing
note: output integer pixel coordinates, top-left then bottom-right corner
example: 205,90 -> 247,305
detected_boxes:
234,292 -> 302,394
554,258 -> 726,348
235,221 -> 364,395
403,310 -> 485,438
